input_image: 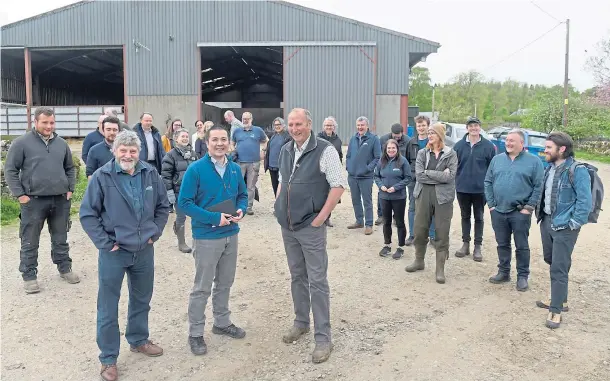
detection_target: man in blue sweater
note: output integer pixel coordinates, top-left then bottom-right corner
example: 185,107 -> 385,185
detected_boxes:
86,116 -> 121,178
484,129 -> 544,292
179,126 -> 249,357
346,116 -> 381,235
453,117 -> 496,261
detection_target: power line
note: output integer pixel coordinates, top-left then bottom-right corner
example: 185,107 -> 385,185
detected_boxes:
530,1 -> 562,23
481,21 -> 564,73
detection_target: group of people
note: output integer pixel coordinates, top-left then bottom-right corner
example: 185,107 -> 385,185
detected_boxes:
3,105 -> 596,381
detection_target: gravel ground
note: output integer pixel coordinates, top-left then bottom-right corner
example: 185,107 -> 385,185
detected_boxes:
2,154 -> 609,381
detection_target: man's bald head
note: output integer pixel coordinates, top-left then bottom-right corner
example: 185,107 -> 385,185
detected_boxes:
287,108 -> 313,147
98,114 -> 106,131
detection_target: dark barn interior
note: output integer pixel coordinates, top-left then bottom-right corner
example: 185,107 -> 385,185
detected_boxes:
30,48 -> 124,106
200,46 -> 283,132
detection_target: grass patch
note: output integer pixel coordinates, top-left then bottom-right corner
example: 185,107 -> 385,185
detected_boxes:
70,170 -> 89,215
1,196 -> 21,226
575,150 -> 610,164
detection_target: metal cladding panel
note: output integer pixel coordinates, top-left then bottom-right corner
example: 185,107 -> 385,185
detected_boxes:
284,45 -> 375,139
1,1 -> 439,96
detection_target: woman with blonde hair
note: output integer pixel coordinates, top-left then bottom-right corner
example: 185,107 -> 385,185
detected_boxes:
195,121 -> 214,158
405,122 -> 458,284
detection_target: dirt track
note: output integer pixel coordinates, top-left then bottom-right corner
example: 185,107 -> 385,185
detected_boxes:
1,157 -> 610,381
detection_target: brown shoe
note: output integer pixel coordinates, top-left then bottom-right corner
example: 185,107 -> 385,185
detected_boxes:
347,222 -> 364,229
100,364 -> 118,381
130,340 -> 163,357
364,226 -> 373,235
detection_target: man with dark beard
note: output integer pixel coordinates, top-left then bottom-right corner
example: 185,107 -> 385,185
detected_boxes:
535,132 -> 592,329
80,130 -> 170,381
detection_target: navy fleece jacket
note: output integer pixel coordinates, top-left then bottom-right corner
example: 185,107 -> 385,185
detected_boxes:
178,153 -> 248,240
453,134 -> 496,194
346,131 -> 381,178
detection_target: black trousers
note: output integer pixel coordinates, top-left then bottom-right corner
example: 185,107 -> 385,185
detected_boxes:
456,192 -> 486,245
269,168 -> 280,197
19,195 -> 73,280
380,198 -> 407,246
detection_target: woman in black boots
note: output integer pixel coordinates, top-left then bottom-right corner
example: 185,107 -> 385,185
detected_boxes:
374,139 -> 411,259
161,128 -> 199,253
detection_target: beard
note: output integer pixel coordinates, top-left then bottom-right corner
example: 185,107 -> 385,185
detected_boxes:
119,159 -> 136,171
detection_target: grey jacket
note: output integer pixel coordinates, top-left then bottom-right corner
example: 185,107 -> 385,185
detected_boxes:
414,145 -> 458,205
4,131 -> 76,197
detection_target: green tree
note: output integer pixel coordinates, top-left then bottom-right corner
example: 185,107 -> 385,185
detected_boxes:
409,67 -> 433,111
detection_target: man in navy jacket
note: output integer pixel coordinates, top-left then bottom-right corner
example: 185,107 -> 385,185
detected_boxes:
453,117 -> 496,261
80,130 -> 170,381
133,112 -> 165,173
346,116 -> 381,235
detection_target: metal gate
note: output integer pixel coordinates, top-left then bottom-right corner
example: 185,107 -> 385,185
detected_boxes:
1,103 -> 125,138
283,44 -> 376,138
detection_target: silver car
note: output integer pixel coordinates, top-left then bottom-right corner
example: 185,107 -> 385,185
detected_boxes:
442,122 -> 491,147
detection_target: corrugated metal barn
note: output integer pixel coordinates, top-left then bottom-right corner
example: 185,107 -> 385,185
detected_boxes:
1,0 -> 440,138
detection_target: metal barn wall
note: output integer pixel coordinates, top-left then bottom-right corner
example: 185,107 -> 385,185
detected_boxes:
284,45 -> 375,138
1,1 -> 439,97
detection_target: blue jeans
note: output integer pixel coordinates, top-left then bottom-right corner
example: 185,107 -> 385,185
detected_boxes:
490,210 -> 532,278
97,245 -> 155,365
348,176 -> 374,227
408,183 -> 435,239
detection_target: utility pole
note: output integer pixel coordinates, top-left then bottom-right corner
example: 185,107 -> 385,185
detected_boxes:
562,18 -> 570,129
474,103 -> 477,117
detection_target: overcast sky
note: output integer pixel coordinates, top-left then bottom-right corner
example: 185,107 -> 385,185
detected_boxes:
1,0 -> 608,90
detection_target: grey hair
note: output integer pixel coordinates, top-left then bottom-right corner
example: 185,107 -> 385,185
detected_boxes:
173,128 -> 190,141
356,116 -> 369,126
324,116 -> 338,128
112,130 -> 141,152
508,128 -> 526,143
273,117 -> 285,126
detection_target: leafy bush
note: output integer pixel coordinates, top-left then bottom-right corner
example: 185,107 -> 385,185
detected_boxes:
1,196 -> 21,225
72,153 -> 82,177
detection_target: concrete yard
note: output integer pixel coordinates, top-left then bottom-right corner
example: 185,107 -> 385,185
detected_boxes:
1,159 -> 609,381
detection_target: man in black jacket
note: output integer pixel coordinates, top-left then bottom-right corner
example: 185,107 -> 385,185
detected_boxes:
133,112 -> 165,173
453,117 -> 496,261
317,117 -> 343,163
86,116 -> 121,178
4,106 -> 80,294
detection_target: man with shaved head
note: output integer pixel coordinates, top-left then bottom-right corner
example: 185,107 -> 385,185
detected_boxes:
275,108 -> 347,364
82,114 -> 108,163
224,110 -> 243,141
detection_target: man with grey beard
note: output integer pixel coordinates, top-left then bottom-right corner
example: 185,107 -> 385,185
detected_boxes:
80,130 -> 170,381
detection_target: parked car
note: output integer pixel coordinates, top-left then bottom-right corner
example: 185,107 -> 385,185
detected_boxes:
487,126 -> 512,139
442,122 -> 492,148
491,128 -> 549,165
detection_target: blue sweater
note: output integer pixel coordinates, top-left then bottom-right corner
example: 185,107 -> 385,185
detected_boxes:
484,151 -> 544,213
86,140 -> 114,177
453,135 -> 496,194
82,130 -> 105,163
346,131 -> 381,178
374,156 -> 412,200
178,154 -> 248,240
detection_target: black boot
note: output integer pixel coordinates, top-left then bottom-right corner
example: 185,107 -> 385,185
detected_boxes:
174,221 -> 192,253
472,244 -> 483,262
455,242 -> 470,258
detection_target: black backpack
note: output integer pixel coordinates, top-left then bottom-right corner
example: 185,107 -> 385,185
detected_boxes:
566,161 -> 604,223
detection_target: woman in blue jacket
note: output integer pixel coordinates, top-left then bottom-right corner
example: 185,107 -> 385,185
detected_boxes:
374,139 -> 412,259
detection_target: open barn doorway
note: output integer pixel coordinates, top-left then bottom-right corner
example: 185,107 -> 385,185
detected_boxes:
199,45 -> 283,137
